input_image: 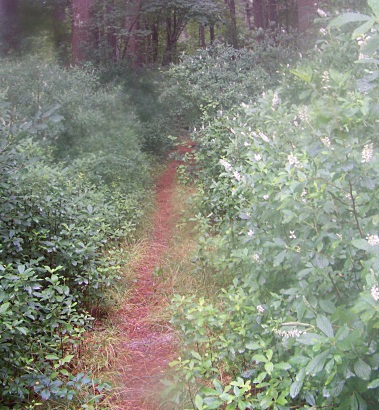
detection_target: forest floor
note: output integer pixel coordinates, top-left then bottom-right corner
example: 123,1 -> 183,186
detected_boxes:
100,141 -> 195,409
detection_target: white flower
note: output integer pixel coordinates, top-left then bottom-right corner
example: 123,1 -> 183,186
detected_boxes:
288,153 -> 300,167
263,195 -> 269,200
371,284 -> 379,301
289,231 -> 296,239
362,143 -> 373,163
298,107 -> 309,122
321,71 -> 330,89
254,154 -> 262,161
220,159 -> 232,172
359,53 -> 369,60
272,93 -> 279,107
233,171 -> 242,181
258,131 -> 270,142
257,305 -> 265,313
367,234 -> 379,246
275,328 -> 305,339
321,137 -> 331,147
317,8 -> 327,17
248,229 -> 255,237
252,253 -> 260,262
244,141 -> 250,147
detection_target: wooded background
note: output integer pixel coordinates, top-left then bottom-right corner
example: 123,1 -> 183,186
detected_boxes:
0,0 -> 317,65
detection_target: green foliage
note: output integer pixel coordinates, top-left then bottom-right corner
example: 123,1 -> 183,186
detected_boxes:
169,37 -> 300,121
170,3 -> 379,409
0,57 -> 158,405
0,58 -> 150,190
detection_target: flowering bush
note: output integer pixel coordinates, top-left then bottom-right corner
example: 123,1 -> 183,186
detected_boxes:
171,2 -> 379,409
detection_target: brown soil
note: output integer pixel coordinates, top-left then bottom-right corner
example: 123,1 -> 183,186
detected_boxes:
108,142 -> 194,410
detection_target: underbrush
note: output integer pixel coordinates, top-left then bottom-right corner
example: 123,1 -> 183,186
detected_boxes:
0,57 -> 174,407
170,3 -> 379,409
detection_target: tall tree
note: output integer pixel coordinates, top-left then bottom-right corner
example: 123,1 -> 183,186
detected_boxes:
144,0 -> 220,64
124,0 -> 143,64
0,0 -> 21,55
52,0 -> 70,65
244,0 -> 252,30
253,0 -> 265,29
72,0 -> 94,64
297,0 -> 313,32
225,0 -> 238,48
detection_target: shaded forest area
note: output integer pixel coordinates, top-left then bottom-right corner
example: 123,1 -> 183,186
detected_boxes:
0,0 -> 318,65
1,0 -> 377,408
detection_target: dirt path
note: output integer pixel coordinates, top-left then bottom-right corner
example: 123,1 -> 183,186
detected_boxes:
108,143 -> 191,409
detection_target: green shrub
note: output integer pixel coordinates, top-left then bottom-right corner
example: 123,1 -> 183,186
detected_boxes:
0,74 -> 141,404
171,3 -> 379,409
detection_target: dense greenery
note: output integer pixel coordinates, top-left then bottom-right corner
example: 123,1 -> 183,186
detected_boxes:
171,2 -> 379,409
0,57 -> 181,406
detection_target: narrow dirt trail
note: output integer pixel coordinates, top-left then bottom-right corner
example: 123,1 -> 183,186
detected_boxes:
109,143 -> 191,409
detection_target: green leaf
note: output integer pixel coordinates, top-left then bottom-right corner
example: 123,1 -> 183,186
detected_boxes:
369,0 -> 379,17
351,239 -> 369,251
245,342 -> 261,350
253,354 -> 268,363
15,327 -> 28,335
290,378 -> 303,398
45,354 -> 60,361
328,12 -> 371,29
0,302 -> 10,315
351,17 -> 376,39
313,254 -> 329,269
273,250 -> 286,267
290,368 -> 306,398
354,358 -> 371,380
203,398 -> 224,409
367,379 -> 379,389
194,395 -> 203,410
316,315 -> 334,338
264,362 -> 274,374
306,350 -> 330,375
61,354 -> 74,364
40,389 -> 51,400
275,362 -> 291,371
191,351 -> 202,360
290,67 -> 313,83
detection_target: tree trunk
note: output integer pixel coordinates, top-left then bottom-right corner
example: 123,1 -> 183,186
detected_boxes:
151,18 -> 159,63
52,1 -> 70,66
268,0 -> 277,25
72,0 -> 94,64
162,16 -> 173,65
253,0 -> 265,29
0,0 -> 21,55
125,0 -> 142,65
226,0 -> 238,48
199,24 -> 206,49
210,25 -> 215,44
298,0 -> 314,32
244,0 -> 253,30
106,1 -> 117,62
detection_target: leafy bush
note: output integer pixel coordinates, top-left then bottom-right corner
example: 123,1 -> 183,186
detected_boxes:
0,55 -> 156,404
168,36 -> 300,121
0,58 -> 151,191
171,3 -> 379,409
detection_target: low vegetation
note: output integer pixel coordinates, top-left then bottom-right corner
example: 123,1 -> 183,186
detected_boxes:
170,3 -> 379,409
